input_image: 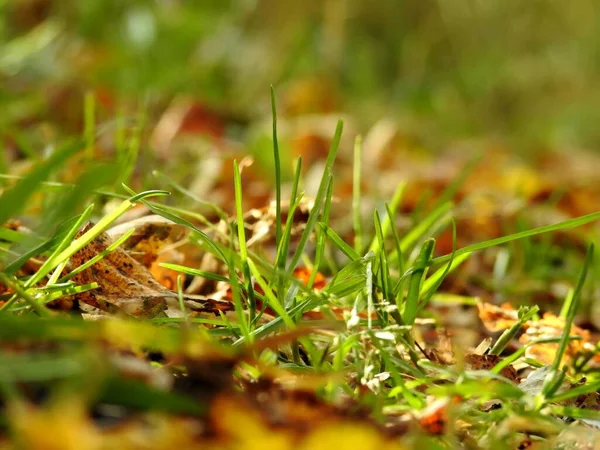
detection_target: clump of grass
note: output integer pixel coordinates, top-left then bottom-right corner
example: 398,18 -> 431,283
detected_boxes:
1,90 -> 600,448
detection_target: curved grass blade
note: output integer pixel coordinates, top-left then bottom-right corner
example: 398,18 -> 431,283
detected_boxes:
431,211 -> 600,266
58,229 -> 135,282
158,263 -> 231,284
24,189 -> 169,289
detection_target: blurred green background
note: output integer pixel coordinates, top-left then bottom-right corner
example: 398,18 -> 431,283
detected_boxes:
2,0 -> 600,150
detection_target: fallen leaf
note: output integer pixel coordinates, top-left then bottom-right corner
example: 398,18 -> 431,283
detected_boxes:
478,302 -> 519,332
520,312 -> 590,366
70,223 -> 232,318
107,215 -> 189,289
292,267 -> 327,290
106,215 -> 189,267
518,365 -> 568,397
240,197 -> 313,248
416,397 -> 462,436
464,353 -> 520,383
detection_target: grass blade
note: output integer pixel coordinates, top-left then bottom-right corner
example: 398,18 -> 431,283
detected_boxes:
320,223 -> 361,261
58,229 -> 135,282
288,119 -> 343,272
403,238 -> 435,325
158,263 -> 231,284
271,85 -> 282,249
369,182 -> 406,254
390,201 -> 451,262
308,176 -> 333,288
275,157 -> 303,271
551,243 -> 594,372
431,211 -> 600,265
24,189 -> 169,288
233,160 -> 256,321
489,305 -> 540,356
353,135 -> 363,253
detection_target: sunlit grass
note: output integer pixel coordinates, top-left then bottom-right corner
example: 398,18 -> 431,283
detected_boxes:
1,88 -> 600,448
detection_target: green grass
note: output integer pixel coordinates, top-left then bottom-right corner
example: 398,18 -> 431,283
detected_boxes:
1,91 -> 600,449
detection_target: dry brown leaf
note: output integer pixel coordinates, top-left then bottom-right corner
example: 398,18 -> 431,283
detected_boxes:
107,215 -> 189,289
416,397 -> 464,436
240,198 -> 313,248
292,267 -> 327,291
70,223 -> 232,318
107,215 -> 189,267
464,354 -> 520,383
478,302 -> 520,332
520,312 -> 590,366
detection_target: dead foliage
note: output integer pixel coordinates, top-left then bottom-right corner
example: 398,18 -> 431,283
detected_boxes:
68,223 -> 231,318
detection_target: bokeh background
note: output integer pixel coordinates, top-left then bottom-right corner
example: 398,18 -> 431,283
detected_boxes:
3,0 -> 600,152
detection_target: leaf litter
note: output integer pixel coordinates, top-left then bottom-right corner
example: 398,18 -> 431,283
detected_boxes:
4,103 -> 600,449
68,223 -> 232,318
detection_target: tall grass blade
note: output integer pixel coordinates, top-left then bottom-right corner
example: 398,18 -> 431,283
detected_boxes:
271,86 -> 283,249
308,176 -> 334,288
369,182 -> 406,254
275,157 -> 303,271
353,135 -> 363,253
288,120 -> 343,272
552,243 -> 594,372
